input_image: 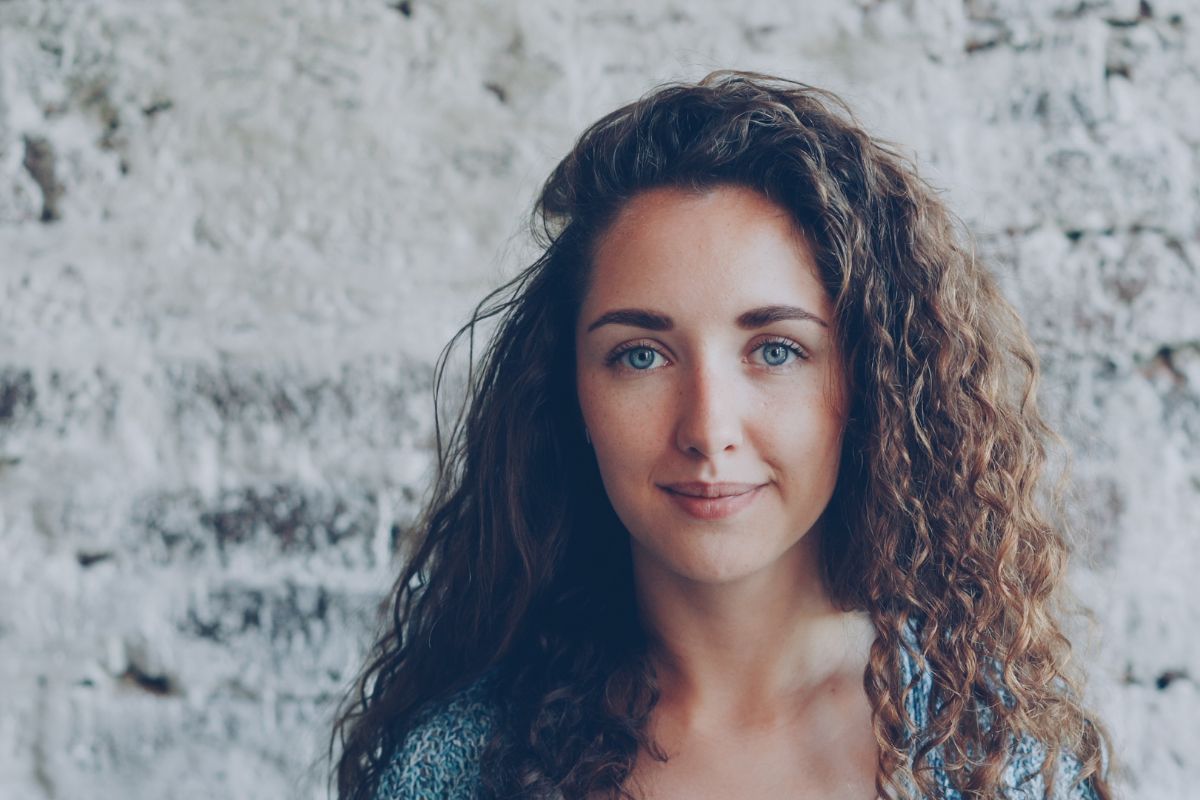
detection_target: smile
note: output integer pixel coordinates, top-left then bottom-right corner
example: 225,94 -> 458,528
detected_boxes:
659,482 -> 764,520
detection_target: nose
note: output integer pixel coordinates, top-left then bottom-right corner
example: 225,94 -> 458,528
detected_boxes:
674,359 -> 744,458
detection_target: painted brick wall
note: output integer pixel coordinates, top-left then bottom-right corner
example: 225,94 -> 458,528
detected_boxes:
1,1 -> 1196,797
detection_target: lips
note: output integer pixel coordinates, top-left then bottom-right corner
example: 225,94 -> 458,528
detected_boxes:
659,482 -> 764,520
661,482 -> 761,498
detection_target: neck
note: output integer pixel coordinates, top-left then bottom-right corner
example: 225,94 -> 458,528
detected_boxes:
632,532 -> 874,732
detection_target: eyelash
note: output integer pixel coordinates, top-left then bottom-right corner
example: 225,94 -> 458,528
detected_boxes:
603,340 -> 666,370
754,338 -> 809,367
604,337 -> 809,371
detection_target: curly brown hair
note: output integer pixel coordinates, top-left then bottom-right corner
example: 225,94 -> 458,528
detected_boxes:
330,71 -> 1113,799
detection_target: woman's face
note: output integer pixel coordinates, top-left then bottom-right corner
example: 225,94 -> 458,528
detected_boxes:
575,185 -> 848,587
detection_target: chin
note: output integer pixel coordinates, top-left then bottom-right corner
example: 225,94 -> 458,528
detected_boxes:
635,535 -> 788,586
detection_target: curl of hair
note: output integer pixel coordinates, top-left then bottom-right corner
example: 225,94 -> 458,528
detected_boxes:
331,71 -> 1113,800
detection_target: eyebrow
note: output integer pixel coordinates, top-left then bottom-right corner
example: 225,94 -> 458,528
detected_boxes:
585,304 -> 828,333
586,308 -> 673,332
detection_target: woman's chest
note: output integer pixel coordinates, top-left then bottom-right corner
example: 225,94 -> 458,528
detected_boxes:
624,717 -> 879,800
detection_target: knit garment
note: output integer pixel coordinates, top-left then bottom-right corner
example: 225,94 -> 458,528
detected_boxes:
373,642 -> 1100,800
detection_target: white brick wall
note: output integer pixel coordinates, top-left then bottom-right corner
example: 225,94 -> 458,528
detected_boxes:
1,1 -> 1195,797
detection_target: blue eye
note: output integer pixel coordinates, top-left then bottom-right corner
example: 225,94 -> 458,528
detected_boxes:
604,342 -> 669,372
755,339 -> 805,367
762,343 -> 790,366
622,346 -> 660,370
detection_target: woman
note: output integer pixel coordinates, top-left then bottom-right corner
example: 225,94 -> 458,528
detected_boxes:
331,71 -> 1113,799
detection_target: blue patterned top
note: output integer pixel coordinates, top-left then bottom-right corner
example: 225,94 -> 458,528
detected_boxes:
373,642 -> 1100,799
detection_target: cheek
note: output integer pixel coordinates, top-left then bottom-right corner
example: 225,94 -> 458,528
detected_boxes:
577,373 -> 674,493
753,384 -> 846,481
583,384 -> 659,462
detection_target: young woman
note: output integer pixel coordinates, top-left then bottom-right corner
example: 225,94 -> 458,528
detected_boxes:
331,71 -> 1113,799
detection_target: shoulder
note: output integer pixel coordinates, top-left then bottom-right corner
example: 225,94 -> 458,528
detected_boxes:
1003,735 -> 1101,800
896,621 -> 1100,799
373,670 -> 503,800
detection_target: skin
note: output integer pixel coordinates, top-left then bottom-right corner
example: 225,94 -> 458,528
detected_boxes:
575,185 -> 879,799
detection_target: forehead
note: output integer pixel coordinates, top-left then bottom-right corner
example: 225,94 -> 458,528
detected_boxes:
584,185 -> 828,318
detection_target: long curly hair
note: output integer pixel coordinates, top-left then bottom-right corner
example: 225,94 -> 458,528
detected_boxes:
330,71 -> 1113,800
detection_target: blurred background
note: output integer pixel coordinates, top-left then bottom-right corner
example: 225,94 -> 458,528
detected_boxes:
1,0 -> 1196,797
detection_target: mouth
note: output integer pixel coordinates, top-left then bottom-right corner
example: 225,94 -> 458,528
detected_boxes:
658,482 -> 764,520
661,482 -> 761,498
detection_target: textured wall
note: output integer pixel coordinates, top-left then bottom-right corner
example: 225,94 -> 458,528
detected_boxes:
1,0 -> 1196,797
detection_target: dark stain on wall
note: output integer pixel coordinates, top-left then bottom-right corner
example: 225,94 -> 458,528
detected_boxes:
185,586 -> 264,644
1123,664 -> 1194,691
483,82 -> 508,104
182,581 -> 369,655
77,551 -> 114,568
0,368 -> 36,423
120,663 -> 176,696
21,136 -> 63,222
199,485 -> 375,554
142,98 -> 174,117
1155,669 -> 1188,690
180,365 -> 358,430
135,483 -> 380,567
